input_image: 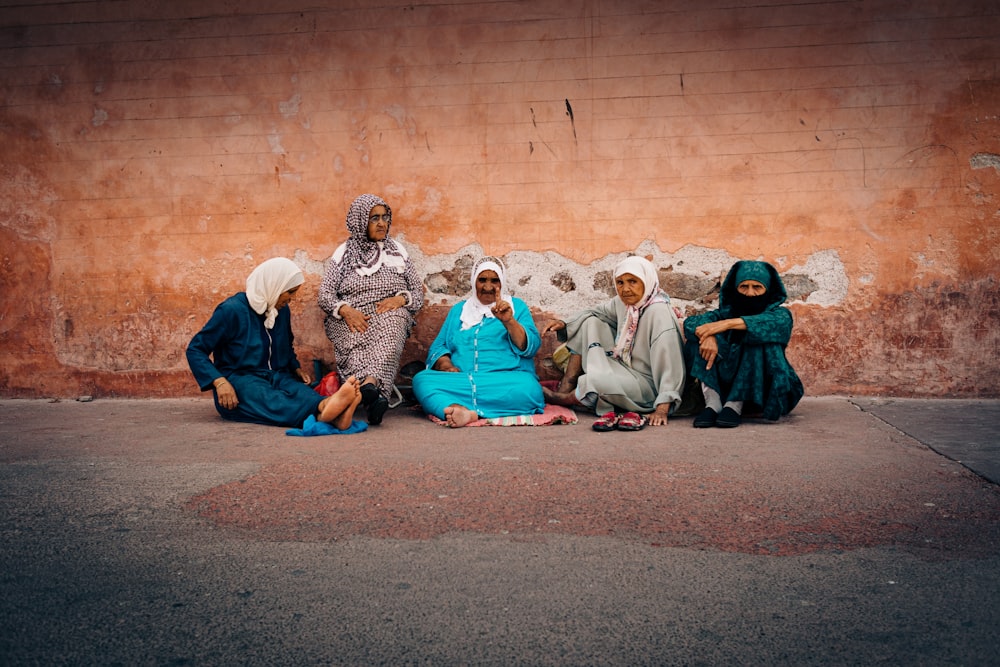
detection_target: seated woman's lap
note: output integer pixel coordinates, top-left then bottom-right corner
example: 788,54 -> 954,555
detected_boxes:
334,311 -> 411,371
218,371 -> 322,427
413,369 -> 543,419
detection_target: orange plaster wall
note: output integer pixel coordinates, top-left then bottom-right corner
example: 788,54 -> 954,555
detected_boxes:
1,0 -> 998,398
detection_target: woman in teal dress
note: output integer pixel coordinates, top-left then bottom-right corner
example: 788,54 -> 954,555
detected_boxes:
412,256 -> 544,427
187,257 -> 362,429
683,260 -> 804,428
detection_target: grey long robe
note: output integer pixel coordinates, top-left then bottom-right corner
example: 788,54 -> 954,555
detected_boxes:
564,298 -> 686,416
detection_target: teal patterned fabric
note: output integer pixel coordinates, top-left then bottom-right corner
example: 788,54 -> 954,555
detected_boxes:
683,261 -> 804,420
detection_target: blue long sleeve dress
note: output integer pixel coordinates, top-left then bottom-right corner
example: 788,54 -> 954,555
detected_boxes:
412,297 -> 545,419
186,292 -> 323,427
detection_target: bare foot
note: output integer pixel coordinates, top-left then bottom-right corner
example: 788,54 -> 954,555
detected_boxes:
318,376 -> 359,425
443,404 -> 478,428
333,384 -> 362,431
542,385 -> 581,407
556,353 -> 584,393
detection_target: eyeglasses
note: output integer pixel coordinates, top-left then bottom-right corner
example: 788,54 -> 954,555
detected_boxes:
368,214 -> 391,223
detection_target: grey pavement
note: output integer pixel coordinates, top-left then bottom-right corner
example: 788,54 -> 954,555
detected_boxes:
853,397 -> 1000,485
1,396 -> 999,666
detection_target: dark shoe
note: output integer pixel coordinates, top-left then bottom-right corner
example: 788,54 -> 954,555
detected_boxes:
716,406 -> 741,428
367,395 -> 389,425
693,407 -> 718,428
360,382 -> 379,408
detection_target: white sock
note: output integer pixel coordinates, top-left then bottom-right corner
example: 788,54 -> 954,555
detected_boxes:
701,385 -> 723,412
723,400 -> 743,415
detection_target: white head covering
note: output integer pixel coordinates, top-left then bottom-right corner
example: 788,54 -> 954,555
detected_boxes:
460,256 -> 511,330
614,256 -> 659,305
611,256 -> 669,365
245,258 -> 304,329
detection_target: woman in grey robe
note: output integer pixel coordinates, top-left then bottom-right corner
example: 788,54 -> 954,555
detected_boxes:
541,256 -> 686,429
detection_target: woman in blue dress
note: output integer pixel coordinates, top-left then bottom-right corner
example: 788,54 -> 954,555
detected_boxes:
187,257 -> 362,429
412,256 -> 545,427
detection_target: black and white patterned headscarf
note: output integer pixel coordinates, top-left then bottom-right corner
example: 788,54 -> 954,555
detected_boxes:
341,193 -> 408,277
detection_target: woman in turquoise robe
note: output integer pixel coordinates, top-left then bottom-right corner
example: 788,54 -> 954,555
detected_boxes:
412,256 -> 544,427
683,260 -> 804,428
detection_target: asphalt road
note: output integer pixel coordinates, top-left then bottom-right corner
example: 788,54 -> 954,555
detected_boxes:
1,397 -> 998,666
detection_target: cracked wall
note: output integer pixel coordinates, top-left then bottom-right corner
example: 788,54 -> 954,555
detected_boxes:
1,0 -> 998,398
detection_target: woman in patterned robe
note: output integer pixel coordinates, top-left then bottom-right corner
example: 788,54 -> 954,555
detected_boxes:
318,194 -> 424,425
683,260 -> 804,428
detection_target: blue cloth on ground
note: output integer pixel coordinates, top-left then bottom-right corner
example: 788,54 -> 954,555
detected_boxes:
285,415 -> 368,436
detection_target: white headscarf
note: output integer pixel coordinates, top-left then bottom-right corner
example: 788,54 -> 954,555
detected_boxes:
245,258 -> 304,329
460,256 -> 511,330
611,256 -> 669,366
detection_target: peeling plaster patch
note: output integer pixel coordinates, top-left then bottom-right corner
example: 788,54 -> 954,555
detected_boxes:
405,239 -> 848,315
970,152 -> 1000,173
859,274 -> 875,285
0,164 -> 57,242
268,133 -> 285,154
911,232 -> 959,282
787,250 -> 848,306
782,274 -> 820,302
279,94 -> 301,118
416,187 -> 443,218
52,295 -> 189,371
332,155 -> 344,173
384,104 -> 407,127
292,249 -> 325,276
91,108 -> 108,126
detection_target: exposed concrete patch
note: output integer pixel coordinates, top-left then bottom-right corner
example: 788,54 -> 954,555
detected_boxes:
0,164 -> 57,243
402,238 -> 848,316
278,93 -> 301,118
292,248 -> 326,277
91,107 -> 108,127
786,250 -> 849,306
267,132 -> 285,154
970,152 -> 1000,173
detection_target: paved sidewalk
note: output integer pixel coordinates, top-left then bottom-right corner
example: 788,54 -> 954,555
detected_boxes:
853,397 -> 1000,485
1,396 -> 998,665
